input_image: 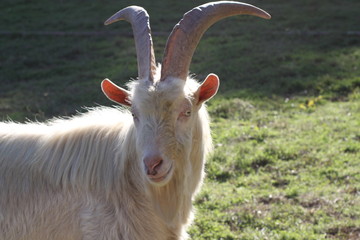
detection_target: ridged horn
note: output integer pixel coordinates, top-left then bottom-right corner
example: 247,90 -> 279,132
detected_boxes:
160,1 -> 271,81
105,6 -> 156,81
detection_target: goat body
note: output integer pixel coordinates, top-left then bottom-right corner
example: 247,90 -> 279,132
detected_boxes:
0,78 -> 212,239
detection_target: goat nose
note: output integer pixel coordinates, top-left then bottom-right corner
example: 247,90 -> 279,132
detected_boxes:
143,155 -> 163,176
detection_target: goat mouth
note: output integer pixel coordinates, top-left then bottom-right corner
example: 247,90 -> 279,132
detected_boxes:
148,164 -> 173,183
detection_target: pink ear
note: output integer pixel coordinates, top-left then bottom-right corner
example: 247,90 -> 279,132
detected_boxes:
101,79 -> 131,106
196,74 -> 220,105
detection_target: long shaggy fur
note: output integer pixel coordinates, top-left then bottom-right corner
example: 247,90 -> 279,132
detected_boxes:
0,75 -> 213,239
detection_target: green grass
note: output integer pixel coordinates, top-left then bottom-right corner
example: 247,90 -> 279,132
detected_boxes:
194,96 -> 360,239
1,0 -> 359,239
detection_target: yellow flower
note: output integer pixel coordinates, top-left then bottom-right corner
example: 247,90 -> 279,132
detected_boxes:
307,99 -> 315,107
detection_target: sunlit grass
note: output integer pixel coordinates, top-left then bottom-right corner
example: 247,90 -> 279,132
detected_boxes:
192,98 -> 360,239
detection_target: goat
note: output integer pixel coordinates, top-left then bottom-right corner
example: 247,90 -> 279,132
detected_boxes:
0,2 -> 270,239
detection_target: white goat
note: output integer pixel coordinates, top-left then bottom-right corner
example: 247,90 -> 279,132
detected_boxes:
0,2 -> 270,239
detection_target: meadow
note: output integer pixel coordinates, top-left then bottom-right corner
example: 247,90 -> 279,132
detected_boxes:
0,0 -> 359,239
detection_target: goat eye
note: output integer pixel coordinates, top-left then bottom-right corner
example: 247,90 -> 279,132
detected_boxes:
132,112 -> 138,120
177,110 -> 191,121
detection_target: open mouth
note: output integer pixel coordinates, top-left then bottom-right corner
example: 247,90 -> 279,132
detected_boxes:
148,164 -> 173,183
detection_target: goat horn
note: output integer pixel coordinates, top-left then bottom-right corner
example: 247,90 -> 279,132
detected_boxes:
105,6 -> 156,81
160,1 -> 271,81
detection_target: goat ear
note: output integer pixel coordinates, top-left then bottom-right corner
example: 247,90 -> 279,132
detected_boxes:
101,79 -> 131,106
195,73 -> 220,105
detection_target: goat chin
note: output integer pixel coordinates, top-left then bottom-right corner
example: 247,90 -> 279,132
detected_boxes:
147,163 -> 174,187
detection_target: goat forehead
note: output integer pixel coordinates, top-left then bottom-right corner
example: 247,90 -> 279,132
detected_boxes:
131,79 -> 187,113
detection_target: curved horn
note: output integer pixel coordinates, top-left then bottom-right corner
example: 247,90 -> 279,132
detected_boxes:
105,6 -> 156,81
160,1 -> 271,81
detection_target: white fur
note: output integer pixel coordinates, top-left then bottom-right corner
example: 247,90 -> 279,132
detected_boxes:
0,71 -> 213,239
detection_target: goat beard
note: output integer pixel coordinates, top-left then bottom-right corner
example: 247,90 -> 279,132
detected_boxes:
147,144 -> 192,223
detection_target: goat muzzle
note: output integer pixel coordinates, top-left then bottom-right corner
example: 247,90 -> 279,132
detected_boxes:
143,153 -> 173,184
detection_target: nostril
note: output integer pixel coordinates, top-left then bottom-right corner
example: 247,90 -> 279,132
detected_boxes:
148,159 -> 163,176
153,159 -> 163,173
144,156 -> 163,176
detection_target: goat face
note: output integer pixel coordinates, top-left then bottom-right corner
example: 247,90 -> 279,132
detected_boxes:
132,79 -> 191,186
131,75 -> 219,186
103,74 -> 219,186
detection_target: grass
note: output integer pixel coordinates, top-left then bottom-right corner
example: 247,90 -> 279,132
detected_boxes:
193,96 -> 360,239
1,0 -> 359,239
